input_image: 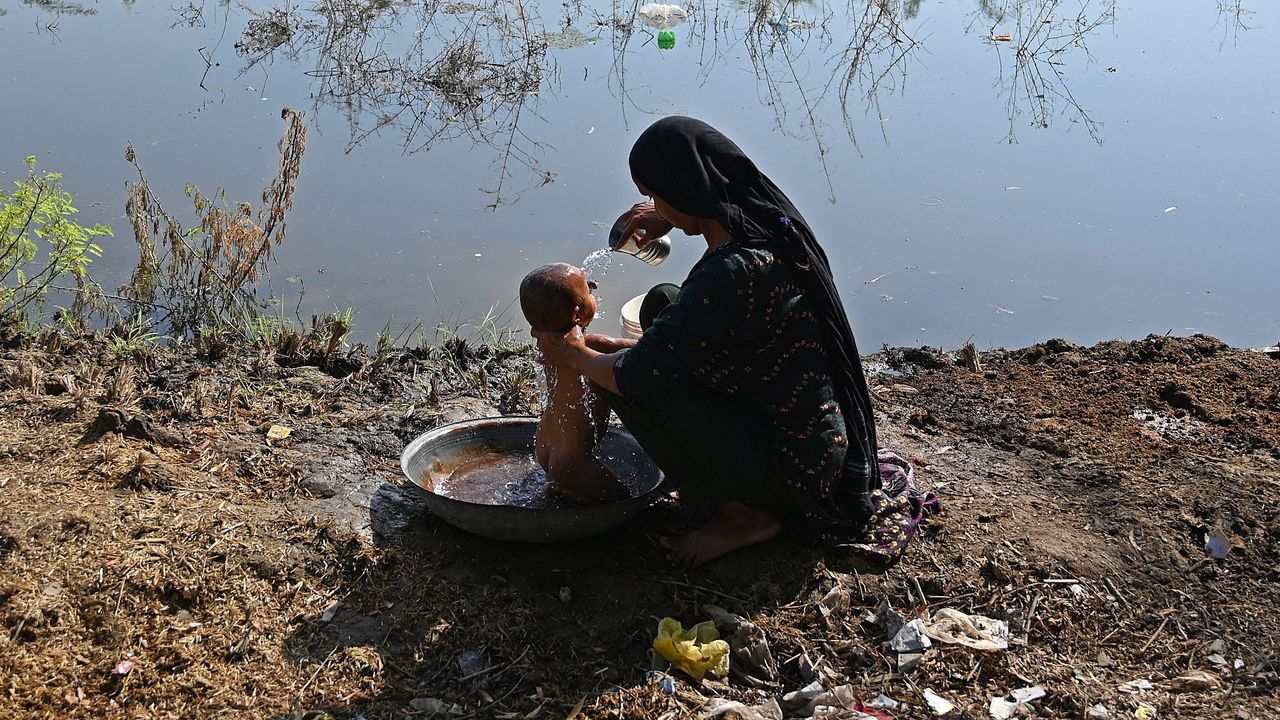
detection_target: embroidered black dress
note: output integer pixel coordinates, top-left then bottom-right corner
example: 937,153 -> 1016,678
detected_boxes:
608,241 -> 875,541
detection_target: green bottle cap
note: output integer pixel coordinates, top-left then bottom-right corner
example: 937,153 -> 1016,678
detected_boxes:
658,29 -> 675,50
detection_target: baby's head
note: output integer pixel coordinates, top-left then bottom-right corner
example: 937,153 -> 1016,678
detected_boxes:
520,263 -> 598,332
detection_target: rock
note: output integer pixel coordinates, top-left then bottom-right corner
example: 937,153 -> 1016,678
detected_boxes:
434,397 -> 501,425
124,414 -> 185,446
299,475 -> 340,499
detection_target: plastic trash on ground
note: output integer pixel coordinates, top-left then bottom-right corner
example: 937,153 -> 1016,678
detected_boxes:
890,619 -> 932,652
705,604 -> 778,686
1205,529 -> 1231,559
699,698 -> 783,720
1085,704 -> 1115,720
653,617 -> 730,680
637,3 -> 688,29
782,680 -> 824,713
871,598 -> 906,639
924,608 -> 1009,651
989,686 -> 1046,719
1135,702 -> 1157,720
923,689 -> 955,715
1118,678 -> 1154,694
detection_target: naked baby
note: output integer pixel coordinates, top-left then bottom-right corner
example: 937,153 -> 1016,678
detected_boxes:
519,263 -> 630,505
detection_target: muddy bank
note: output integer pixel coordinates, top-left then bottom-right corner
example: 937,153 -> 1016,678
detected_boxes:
1,325 -> 1277,719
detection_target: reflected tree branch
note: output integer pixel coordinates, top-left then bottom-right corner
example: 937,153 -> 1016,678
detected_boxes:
975,0 -> 1113,144
236,0 -> 576,207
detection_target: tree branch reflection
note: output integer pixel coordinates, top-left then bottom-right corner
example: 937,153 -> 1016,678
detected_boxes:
972,0 -> 1114,144
237,0 -> 575,209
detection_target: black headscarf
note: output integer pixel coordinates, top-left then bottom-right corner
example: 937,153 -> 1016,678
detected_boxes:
629,115 -> 881,522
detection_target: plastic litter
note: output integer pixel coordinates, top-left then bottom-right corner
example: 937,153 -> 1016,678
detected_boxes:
788,685 -> 893,720
1085,704 -> 1114,720
924,608 -> 1009,651
989,698 -> 1019,719
871,599 -> 906,640
699,698 -> 783,720
1205,529 -> 1231,559
1118,679 -> 1154,694
889,619 -> 932,652
637,3 -> 688,29
653,617 -> 730,680
1011,686 -> 1046,704
113,658 -> 136,675
923,689 -> 955,715
266,424 -> 292,440
897,651 -> 924,673
659,676 -> 676,696
818,586 -> 850,619
989,686 -> 1046,718
782,680 -> 824,712
868,694 -> 900,710
1135,702 -> 1156,720
705,605 -> 777,686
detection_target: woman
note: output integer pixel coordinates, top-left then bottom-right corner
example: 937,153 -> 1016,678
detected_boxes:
535,116 -> 934,566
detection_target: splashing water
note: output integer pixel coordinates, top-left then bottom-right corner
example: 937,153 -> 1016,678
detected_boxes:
582,247 -> 614,318
583,247 -> 613,279
433,453 -> 560,508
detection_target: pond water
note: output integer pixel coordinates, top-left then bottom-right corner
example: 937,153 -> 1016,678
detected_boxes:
2,0 -> 1276,349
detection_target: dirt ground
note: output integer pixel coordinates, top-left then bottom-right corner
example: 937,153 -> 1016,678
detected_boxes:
1,322 -> 1277,720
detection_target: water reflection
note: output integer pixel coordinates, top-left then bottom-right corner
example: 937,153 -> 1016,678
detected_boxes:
969,0 -> 1114,144
1214,0 -> 1255,49
21,0 -> 99,15
222,0 -> 1116,204
236,0 -> 569,208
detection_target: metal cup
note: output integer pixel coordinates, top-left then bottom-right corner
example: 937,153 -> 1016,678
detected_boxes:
608,215 -> 671,266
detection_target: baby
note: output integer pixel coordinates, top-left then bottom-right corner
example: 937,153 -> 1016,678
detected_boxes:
519,263 -> 630,505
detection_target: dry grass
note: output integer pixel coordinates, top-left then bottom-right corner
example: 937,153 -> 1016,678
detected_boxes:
2,324 -> 1278,719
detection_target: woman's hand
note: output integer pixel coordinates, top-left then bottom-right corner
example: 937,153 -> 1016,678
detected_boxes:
532,324 -> 589,370
618,201 -> 674,249
533,326 -> 626,395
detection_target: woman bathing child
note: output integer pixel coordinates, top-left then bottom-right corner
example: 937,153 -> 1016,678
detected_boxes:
519,263 -> 631,506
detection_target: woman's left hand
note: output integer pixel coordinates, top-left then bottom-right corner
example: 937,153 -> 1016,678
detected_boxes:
532,324 -> 589,369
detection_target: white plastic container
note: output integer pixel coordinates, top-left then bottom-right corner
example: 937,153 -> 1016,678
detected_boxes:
620,293 -> 646,339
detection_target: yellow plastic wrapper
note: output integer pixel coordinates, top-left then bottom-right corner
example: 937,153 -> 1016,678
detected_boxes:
266,424 -> 292,440
652,618 -> 730,680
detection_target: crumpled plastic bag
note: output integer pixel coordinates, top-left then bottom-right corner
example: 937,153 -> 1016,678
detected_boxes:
637,3 -> 689,30
705,605 -> 777,687
923,608 -> 1009,651
699,698 -> 783,720
653,617 -> 730,680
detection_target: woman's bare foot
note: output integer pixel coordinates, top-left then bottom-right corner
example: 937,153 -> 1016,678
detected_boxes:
659,501 -> 781,567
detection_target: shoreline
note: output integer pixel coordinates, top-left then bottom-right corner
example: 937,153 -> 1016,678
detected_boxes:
2,321 -> 1277,719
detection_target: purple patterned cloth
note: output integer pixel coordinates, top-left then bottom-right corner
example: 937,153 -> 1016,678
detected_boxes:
838,448 -> 942,565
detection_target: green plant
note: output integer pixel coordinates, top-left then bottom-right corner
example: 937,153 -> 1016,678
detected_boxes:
108,312 -> 167,360
1,156 -> 112,322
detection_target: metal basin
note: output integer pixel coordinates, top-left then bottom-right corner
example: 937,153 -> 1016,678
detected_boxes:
400,416 -> 663,543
